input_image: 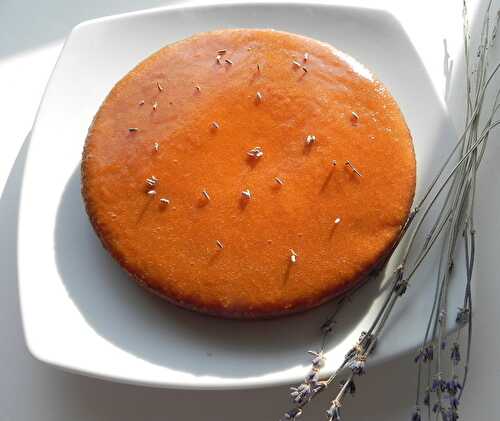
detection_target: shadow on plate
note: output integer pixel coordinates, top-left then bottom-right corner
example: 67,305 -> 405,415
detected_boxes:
54,165 -> 386,378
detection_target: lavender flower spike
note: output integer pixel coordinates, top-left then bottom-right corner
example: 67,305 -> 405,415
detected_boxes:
446,376 -> 462,395
450,343 -> 461,365
289,383 -> 313,404
431,377 -> 447,392
305,369 -> 319,384
348,357 -> 366,375
411,407 -> 421,421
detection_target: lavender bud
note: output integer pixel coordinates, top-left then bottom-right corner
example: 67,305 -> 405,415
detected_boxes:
295,385 -> 311,403
297,384 -> 308,392
313,381 -> 327,393
448,260 -> 454,274
395,278 -> 408,296
456,307 -> 470,326
440,381 -> 447,392
305,370 -> 319,384
423,390 -> 430,406
446,376 -> 462,395
438,310 -> 447,323
450,343 -> 461,365
393,267 -> 407,296
423,345 -> 434,362
312,355 -> 325,368
312,357 -> 322,367
411,408 -> 421,421
431,378 -> 446,392
284,408 -> 302,420
290,380 -> 317,404
321,321 -> 334,334
358,331 -> 368,342
348,358 -> 366,376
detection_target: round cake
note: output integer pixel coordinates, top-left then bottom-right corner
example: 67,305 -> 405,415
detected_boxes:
82,29 -> 416,318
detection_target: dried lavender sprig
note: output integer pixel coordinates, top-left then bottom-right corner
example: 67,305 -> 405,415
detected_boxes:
281,3 -> 499,420
415,243 -> 447,413
414,2 -> 499,419
283,288 -> 364,418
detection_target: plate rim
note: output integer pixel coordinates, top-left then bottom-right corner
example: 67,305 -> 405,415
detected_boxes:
17,0 -> 453,390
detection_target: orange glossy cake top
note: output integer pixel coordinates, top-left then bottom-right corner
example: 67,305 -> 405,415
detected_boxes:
82,29 -> 416,317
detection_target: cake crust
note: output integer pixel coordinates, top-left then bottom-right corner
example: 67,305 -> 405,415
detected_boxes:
82,29 -> 416,318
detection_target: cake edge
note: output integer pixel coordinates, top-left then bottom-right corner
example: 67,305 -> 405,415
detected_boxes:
80,28 -> 416,319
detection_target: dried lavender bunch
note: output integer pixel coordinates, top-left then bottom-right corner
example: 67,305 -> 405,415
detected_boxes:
283,2 -> 500,420
413,2 -> 500,420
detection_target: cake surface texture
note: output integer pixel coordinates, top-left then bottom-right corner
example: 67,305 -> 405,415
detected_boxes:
82,29 -> 416,318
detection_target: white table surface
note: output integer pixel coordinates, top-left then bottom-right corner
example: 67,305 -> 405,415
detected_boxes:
1,0 -> 499,420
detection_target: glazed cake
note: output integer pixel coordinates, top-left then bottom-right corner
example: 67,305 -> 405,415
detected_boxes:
82,29 -> 416,318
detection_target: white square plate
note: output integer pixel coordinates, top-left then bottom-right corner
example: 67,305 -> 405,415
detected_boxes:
18,1 -> 461,389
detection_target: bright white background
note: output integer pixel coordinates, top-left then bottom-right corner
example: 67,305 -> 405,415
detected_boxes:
1,0 -> 499,420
